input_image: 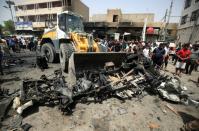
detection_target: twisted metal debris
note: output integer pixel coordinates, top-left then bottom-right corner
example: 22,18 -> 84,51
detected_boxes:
18,55 -> 189,114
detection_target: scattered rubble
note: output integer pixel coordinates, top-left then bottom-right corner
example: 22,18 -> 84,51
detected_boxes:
36,56 -> 48,70
182,119 -> 199,131
117,107 -> 128,115
165,103 -> 179,115
0,55 -> 198,130
148,122 -> 160,129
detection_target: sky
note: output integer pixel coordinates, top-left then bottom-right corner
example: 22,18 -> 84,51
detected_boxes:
0,0 -> 184,25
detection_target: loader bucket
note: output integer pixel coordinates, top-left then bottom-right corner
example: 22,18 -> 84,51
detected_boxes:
68,52 -> 128,88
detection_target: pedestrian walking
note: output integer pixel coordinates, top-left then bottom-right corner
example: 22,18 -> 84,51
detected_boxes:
9,36 -> 16,52
185,44 -> 199,75
152,43 -> 165,69
143,45 -> 150,59
164,44 -> 170,70
175,43 -> 191,77
21,37 -> 26,49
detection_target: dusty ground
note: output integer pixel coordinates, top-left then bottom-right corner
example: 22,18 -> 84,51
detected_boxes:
0,51 -> 199,131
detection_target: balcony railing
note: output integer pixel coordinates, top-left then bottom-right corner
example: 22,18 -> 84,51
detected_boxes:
16,7 -> 66,16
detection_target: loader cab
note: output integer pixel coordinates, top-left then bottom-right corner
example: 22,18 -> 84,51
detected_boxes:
58,12 -> 84,33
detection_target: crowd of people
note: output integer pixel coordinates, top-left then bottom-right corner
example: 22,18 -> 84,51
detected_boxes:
1,36 -> 199,82
0,35 -> 38,75
100,39 -> 199,80
1,35 -> 38,53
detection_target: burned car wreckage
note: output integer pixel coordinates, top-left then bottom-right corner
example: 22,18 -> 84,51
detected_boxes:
0,54 -> 196,130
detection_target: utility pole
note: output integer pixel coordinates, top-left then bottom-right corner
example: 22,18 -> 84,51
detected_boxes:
4,0 -> 15,21
9,1 -> 14,21
161,9 -> 168,41
142,17 -> 147,42
163,0 -> 173,41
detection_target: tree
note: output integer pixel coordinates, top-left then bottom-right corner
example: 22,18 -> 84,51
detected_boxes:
3,20 -> 15,34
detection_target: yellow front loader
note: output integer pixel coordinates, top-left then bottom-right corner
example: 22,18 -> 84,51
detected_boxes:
40,11 -> 127,85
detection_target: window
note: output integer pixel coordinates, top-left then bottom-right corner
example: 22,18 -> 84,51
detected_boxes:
52,14 -> 57,21
184,0 -> 192,9
181,15 -> 188,25
52,1 -> 62,7
190,9 -> 199,21
26,4 -> 34,10
40,15 -> 48,22
113,15 -> 119,22
67,0 -> 71,6
39,3 -> 47,9
16,17 -> 19,21
167,30 -> 172,35
58,14 -> 66,31
18,17 -> 25,22
28,15 -> 35,22
17,6 -> 23,10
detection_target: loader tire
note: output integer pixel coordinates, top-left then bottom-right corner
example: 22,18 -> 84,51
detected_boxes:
41,43 -> 55,63
59,43 -> 74,72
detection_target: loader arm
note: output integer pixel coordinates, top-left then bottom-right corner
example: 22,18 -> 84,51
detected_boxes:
70,32 -> 100,52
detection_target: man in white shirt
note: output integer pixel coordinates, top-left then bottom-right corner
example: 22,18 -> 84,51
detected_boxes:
164,44 -> 170,70
151,43 -> 157,52
21,37 -> 26,49
143,46 -> 150,58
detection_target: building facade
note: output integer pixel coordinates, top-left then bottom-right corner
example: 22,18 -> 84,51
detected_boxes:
177,0 -> 199,44
85,9 -> 177,42
91,9 -> 155,23
14,0 -> 89,33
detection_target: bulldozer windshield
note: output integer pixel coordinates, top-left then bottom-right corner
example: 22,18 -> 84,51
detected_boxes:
58,13 -> 84,33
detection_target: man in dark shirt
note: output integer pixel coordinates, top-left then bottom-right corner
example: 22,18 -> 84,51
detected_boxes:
114,41 -> 121,52
152,43 -> 165,68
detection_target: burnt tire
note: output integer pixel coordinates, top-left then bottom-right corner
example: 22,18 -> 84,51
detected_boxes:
41,43 -> 55,63
59,43 -> 74,72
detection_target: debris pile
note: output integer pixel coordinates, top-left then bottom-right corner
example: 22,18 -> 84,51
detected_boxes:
157,77 -> 188,102
16,55 -> 191,114
36,56 -> 48,70
0,55 -> 197,130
